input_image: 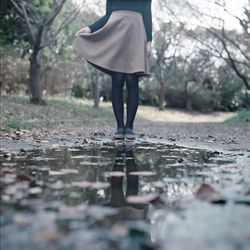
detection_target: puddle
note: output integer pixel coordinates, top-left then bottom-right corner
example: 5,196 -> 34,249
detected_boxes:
1,141 -> 250,250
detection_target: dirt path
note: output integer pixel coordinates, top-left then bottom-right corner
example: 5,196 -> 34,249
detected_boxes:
1,96 -> 250,154
136,106 -> 249,151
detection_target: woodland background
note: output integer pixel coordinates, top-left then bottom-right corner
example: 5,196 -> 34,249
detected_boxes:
1,0 -> 249,112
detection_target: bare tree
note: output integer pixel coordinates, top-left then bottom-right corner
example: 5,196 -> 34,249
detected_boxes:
160,0 -> 250,91
152,22 -> 182,110
10,0 -> 84,104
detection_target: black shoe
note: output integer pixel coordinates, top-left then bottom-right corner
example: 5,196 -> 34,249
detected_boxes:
113,128 -> 124,140
124,128 -> 136,140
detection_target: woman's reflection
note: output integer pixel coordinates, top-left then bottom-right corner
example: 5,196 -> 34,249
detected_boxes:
107,144 -> 148,220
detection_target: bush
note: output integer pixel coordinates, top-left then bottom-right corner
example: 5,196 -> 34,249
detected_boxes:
164,84 -> 216,112
139,79 -> 158,106
71,85 -> 84,98
165,86 -> 186,109
0,48 -> 29,95
191,88 -> 216,112
239,90 -> 250,108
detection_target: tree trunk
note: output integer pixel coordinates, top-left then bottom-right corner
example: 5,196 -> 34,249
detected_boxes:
158,79 -> 165,111
184,81 -> 192,111
29,49 -> 45,104
93,69 -> 100,108
244,89 -> 250,108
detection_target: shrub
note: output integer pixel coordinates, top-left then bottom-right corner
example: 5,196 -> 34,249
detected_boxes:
0,48 -> 29,95
71,85 -> 84,98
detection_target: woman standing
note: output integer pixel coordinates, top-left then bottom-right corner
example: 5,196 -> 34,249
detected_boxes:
73,0 -> 153,140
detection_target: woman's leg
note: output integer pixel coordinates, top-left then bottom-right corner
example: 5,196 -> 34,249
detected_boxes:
125,73 -> 139,130
111,72 -> 126,129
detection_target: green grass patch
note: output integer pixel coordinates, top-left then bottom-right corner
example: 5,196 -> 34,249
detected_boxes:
1,116 -> 53,130
1,95 -> 113,130
47,98 -> 113,118
2,117 -> 26,129
225,109 -> 250,125
1,95 -> 29,104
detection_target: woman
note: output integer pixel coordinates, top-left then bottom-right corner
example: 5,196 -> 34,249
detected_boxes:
73,0 -> 153,140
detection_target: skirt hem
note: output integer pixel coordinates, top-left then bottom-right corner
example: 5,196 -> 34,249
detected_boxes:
72,10 -> 150,77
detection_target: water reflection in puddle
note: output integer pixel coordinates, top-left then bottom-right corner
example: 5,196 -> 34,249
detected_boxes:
1,141 -> 250,250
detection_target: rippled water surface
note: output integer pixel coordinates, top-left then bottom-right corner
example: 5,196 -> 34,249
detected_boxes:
1,141 -> 250,250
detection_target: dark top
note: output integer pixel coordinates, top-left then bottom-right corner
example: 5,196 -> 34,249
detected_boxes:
89,0 -> 152,41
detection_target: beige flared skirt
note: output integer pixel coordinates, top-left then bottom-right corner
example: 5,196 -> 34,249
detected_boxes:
72,10 -> 150,77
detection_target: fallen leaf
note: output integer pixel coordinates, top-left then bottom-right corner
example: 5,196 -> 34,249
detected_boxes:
1,162 -> 17,167
12,214 -> 33,225
87,206 -> 118,220
71,181 -> 91,188
16,173 -> 33,181
49,180 -> 64,190
104,171 -> 125,177
93,131 -> 106,136
0,148 -> 8,154
79,161 -> 102,166
195,183 -> 226,204
71,155 -> 87,159
209,151 -> 221,156
91,181 -> 110,189
51,144 -> 60,151
152,181 -> 165,188
49,170 -> 67,176
72,155 -> 104,159
66,148 -> 81,152
61,169 -> 79,174
112,224 -> 128,237
29,187 -> 43,195
14,130 -> 24,137
59,203 -> 88,214
36,228 -> 59,242
0,167 -> 15,175
126,193 -> 159,204
129,171 -> 156,176
3,152 -> 11,158
49,169 -> 78,175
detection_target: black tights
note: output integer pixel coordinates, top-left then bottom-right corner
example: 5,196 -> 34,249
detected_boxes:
111,72 -> 139,130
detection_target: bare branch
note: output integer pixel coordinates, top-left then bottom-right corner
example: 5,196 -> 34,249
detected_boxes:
162,0 -> 250,90
20,0 -> 36,42
10,0 -> 36,42
207,28 -> 250,89
10,0 -> 25,19
24,2 -> 42,24
222,32 -> 250,64
40,5 -> 83,49
44,0 -> 67,27
10,0 -> 39,24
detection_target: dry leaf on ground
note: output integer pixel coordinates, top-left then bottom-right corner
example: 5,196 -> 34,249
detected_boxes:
195,183 -> 226,204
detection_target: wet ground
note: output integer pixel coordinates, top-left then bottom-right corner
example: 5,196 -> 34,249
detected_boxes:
1,139 -> 250,250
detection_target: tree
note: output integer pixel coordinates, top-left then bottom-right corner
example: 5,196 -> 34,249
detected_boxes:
160,0 -> 250,91
152,22 -> 182,110
9,0 -> 83,104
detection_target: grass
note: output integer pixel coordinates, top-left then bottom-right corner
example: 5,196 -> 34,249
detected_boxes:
1,113 -> 54,130
47,98 -> 113,118
1,95 -> 113,130
2,117 -> 26,129
225,109 -> 250,125
2,94 -> 248,130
